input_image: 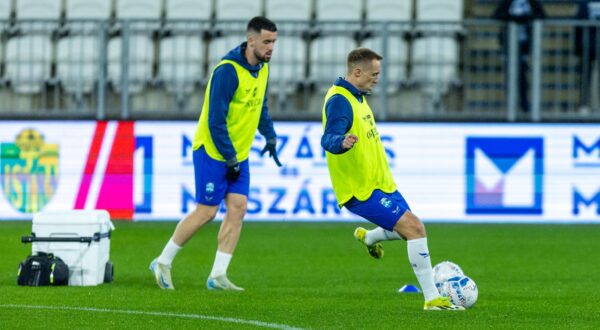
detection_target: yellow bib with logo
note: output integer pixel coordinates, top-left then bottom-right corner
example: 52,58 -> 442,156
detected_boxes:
322,85 -> 396,206
193,60 -> 268,161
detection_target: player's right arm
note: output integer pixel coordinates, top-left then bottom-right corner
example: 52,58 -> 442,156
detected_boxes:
208,64 -> 238,166
321,95 -> 355,154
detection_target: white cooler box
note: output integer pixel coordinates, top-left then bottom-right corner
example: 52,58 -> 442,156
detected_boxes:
22,210 -> 115,286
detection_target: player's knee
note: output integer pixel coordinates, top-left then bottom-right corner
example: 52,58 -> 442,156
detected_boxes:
193,204 -> 218,223
207,212 -> 217,222
402,212 -> 426,239
228,200 -> 247,216
412,220 -> 426,238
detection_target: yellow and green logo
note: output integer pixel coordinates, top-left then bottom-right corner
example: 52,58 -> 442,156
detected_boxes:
1,128 -> 59,213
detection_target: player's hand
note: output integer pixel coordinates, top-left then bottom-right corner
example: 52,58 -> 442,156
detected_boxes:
226,163 -> 241,182
342,134 -> 358,149
260,139 -> 282,167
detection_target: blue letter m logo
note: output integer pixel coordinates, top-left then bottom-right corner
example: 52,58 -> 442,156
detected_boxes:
573,136 -> 600,167
573,189 -> 600,215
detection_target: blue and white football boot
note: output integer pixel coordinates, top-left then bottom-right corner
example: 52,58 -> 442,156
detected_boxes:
150,258 -> 174,290
206,274 -> 244,291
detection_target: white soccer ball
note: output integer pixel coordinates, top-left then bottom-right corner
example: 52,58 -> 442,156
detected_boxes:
433,261 -> 464,286
438,275 -> 478,308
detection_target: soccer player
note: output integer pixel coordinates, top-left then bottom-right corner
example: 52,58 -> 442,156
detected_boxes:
320,47 -> 463,310
150,16 -> 281,291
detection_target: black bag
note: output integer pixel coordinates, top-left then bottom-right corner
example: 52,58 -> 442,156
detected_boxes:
17,252 -> 69,286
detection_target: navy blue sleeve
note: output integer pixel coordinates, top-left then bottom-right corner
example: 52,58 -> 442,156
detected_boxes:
321,95 -> 353,154
257,82 -> 277,140
208,64 -> 238,162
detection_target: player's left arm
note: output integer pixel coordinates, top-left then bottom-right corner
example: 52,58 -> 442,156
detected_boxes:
321,96 -> 354,154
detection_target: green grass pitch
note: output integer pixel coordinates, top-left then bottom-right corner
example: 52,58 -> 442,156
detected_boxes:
1,221 -> 599,329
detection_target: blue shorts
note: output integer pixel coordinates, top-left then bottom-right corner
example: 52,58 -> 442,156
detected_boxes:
193,146 -> 250,206
345,190 -> 411,231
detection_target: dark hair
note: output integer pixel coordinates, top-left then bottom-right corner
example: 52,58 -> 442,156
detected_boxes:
247,16 -> 277,34
347,47 -> 383,73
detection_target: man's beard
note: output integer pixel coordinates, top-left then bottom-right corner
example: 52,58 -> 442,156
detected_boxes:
254,49 -> 270,63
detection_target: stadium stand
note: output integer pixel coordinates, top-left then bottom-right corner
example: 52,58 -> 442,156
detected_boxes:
366,0 -> 412,21
361,35 -> 408,93
215,0 -> 262,21
207,34 -> 244,70
466,0 -> 581,114
265,0 -> 313,21
471,0 -> 578,18
417,0 -> 463,21
159,35 -> 204,98
462,21 -> 506,115
363,0 -> 412,94
108,35 -> 154,94
5,35 -> 52,94
0,0 -> 7,82
315,0 -> 362,21
306,34 -> 358,114
115,0 -> 162,20
0,0 -> 11,20
269,36 -> 307,84
268,35 -> 307,105
412,0 -> 463,112
65,0 -> 112,20
165,0 -> 213,20
309,35 -> 357,83
0,0 -> 599,120
57,35 -> 101,96
15,0 -> 62,20
411,37 -> 460,89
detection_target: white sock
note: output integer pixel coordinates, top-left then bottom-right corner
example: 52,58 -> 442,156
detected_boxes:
364,227 -> 403,246
407,237 -> 439,301
157,239 -> 182,266
209,251 -> 232,278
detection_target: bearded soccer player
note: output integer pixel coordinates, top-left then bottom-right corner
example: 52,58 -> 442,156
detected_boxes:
320,47 -> 463,310
151,16 -> 282,291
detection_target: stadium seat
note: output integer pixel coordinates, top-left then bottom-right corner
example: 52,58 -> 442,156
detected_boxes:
361,35 -> 407,92
215,0 -> 262,21
264,0 -> 312,21
411,37 -> 459,85
0,39 -> 4,84
108,36 -> 154,93
15,0 -> 62,19
116,0 -> 161,19
315,0 -> 362,21
309,36 -> 357,84
115,0 -> 161,30
5,35 -> 52,94
416,0 -> 463,21
416,0 -> 463,34
165,0 -> 212,20
365,0 -> 412,21
159,35 -> 204,94
65,0 -> 112,20
113,0 -> 159,93
56,35 -> 101,95
411,36 -> 459,110
0,0 -> 11,20
268,36 -> 307,93
207,35 -> 245,71
413,0 -> 462,111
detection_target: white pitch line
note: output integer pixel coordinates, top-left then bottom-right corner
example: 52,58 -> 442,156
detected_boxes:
0,304 -> 304,330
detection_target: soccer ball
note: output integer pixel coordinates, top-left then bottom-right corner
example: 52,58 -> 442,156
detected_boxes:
433,261 -> 464,286
438,275 -> 478,308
